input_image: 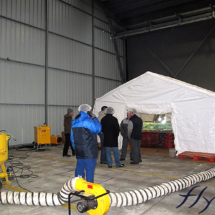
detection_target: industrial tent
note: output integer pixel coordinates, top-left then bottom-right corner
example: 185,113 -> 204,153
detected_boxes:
94,72 -> 215,155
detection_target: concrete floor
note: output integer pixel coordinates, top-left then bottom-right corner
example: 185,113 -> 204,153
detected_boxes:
1,145 -> 215,215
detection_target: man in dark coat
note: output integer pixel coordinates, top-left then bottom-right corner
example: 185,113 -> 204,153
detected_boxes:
101,107 -> 124,168
63,108 -> 75,157
127,108 -> 143,164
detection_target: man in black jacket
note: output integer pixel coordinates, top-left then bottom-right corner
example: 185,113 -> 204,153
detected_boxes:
101,107 -> 124,168
127,109 -> 143,164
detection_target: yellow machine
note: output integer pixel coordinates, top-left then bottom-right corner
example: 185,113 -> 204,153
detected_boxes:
71,178 -> 110,215
51,135 -> 62,144
34,124 -> 51,150
0,132 -> 11,184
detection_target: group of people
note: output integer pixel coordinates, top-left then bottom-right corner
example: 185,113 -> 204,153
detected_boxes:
62,104 -> 143,183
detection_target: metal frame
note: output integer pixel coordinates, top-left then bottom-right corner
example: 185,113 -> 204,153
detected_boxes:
112,6 -> 215,39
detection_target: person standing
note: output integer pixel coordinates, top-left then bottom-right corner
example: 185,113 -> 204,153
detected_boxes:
127,109 -> 143,164
101,107 -> 124,168
70,104 -> 101,183
97,106 -> 108,164
120,115 -> 130,161
63,108 -> 75,157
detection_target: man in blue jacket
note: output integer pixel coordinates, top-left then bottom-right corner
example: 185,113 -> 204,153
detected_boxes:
70,104 -> 101,183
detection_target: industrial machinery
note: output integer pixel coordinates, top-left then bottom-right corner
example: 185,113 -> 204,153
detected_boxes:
51,135 -> 62,144
68,178 -> 110,215
34,124 -> 51,150
0,130 -> 16,189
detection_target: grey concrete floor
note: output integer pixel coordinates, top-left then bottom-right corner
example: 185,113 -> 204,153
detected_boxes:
1,145 -> 215,215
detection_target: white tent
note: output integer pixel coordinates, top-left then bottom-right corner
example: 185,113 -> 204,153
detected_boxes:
93,71 -> 215,155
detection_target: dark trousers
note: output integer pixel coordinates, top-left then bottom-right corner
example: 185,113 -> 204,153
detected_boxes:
120,137 -> 130,159
63,133 -> 75,156
99,133 -> 107,163
130,138 -> 141,163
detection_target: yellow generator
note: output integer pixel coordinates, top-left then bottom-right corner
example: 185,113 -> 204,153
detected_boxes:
34,124 -> 51,150
51,135 -> 62,144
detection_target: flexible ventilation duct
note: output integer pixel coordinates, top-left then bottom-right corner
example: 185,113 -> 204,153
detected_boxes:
0,168 -> 214,212
0,177 -> 79,206
108,167 -> 215,207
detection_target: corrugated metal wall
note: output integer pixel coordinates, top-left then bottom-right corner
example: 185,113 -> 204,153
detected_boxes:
0,0 -> 124,146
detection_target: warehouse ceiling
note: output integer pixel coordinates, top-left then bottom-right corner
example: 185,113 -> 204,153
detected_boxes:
95,0 -> 215,39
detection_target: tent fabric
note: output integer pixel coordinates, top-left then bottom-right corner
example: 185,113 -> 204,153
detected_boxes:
93,72 -> 215,155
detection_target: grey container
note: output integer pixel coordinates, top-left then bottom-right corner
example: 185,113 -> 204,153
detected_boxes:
169,148 -> 176,158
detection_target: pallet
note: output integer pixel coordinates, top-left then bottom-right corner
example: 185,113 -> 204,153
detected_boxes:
178,151 -> 215,162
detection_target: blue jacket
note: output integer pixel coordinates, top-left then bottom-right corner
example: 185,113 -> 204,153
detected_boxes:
70,111 -> 102,159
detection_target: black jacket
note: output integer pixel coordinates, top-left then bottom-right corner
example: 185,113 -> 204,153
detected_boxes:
120,118 -> 129,138
128,114 -> 143,140
101,114 -> 119,147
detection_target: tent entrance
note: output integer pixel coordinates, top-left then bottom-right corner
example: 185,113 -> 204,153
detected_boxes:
136,113 -> 174,150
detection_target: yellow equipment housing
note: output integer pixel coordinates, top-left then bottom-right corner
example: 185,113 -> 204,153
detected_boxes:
51,135 -> 62,144
0,133 -> 11,183
34,124 -> 51,145
75,178 -> 110,215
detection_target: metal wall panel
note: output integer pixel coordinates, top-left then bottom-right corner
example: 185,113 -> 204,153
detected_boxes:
94,28 -> 114,53
49,0 -> 92,45
116,38 -> 124,57
48,106 -> 79,136
82,0 -> 92,6
94,4 -> 102,11
0,61 -> 45,104
94,6 -> 108,23
62,0 -> 92,13
48,34 -> 92,74
0,0 -> 45,29
0,105 -> 45,146
48,68 -> 92,106
0,0 -> 125,147
94,18 -> 109,31
95,77 -> 121,99
94,28 -> 124,56
95,49 -> 121,81
0,18 -> 45,65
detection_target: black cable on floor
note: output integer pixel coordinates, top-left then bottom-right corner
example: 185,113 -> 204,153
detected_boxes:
15,144 -> 36,152
5,154 -> 39,193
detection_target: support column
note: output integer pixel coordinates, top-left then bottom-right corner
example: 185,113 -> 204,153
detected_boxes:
92,0 -> 95,106
45,0 -> 49,124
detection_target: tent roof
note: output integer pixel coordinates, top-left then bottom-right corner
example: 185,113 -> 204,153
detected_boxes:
98,72 -> 215,102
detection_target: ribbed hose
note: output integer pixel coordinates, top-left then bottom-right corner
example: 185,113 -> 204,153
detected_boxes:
0,177 -> 78,206
1,168 -> 215,208
108,167 -> 215,207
